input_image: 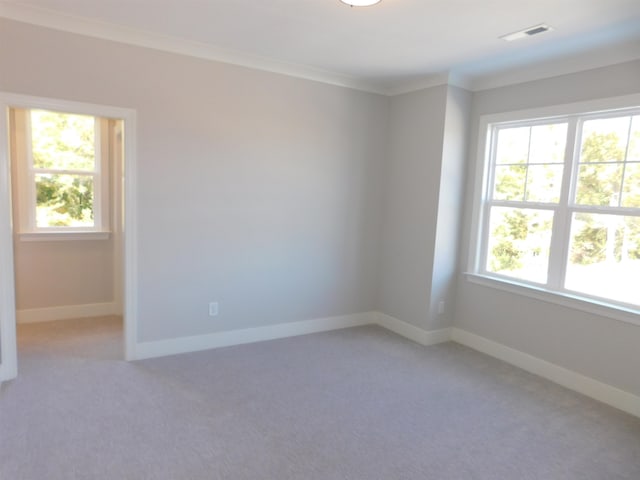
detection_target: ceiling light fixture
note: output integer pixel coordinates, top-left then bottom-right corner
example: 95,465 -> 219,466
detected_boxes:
340,0 -> 382,6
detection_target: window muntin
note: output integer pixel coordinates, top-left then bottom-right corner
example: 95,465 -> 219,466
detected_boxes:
492,122 -> 567,204
478,107 -> 640,310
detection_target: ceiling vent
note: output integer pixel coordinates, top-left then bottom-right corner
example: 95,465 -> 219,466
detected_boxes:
500,24 -> 553,42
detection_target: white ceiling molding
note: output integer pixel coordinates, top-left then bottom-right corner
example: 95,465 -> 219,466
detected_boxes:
1,1 -> 638,97
0,1 -> 388,95
465,38 -> 640,92
387,72 -> 475,97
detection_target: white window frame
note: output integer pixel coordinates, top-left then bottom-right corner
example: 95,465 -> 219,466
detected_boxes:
467,94 -> 640,326
13,108 -> 110,241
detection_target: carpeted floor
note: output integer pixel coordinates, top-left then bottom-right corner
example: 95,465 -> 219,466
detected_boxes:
1,316 -> 639,480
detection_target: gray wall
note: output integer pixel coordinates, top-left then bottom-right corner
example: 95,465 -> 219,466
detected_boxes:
0,19 -> 388,342
455,59 -> 640,397
429,86 -> 472,329
377,85 -> 471,331
377,85 -> 447,328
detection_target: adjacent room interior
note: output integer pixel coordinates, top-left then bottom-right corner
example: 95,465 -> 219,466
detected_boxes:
9,107 -> 124,358
0,1 -> 639,479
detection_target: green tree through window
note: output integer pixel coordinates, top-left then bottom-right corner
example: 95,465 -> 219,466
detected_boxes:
480,109 -> 640,308
30,110 -> 97,228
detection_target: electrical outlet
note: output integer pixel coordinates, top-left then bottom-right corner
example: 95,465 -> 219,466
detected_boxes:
208,302 -> 219,317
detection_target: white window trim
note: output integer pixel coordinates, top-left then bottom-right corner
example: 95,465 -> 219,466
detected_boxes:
17,231 -> 110,242
13,109 -> 111,241
467,93 -> 640,325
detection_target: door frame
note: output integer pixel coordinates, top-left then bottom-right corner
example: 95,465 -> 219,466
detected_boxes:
0,93 -> 138,381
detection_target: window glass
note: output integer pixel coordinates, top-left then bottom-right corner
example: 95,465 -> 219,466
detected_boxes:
575,116 -> 636,207
529,124 -> 567,164
575,163 -> 623,206
493,165 -> 526,201
525,164 -> 563,203
492,123 -> 567,204
35,174 -> 94,228
565,213 -> 640,305
621,163 -> 640,208
495,127 -> 529,164
486,207 -> 554,284
29,110 -> 98,229
30,110 -> 96,171
477,107 -> 640,310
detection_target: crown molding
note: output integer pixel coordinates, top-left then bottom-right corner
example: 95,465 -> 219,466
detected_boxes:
386,71 -> 476,97
465,51 -> 640,92
2,1 -> 638,98
0,1 -> 388,95
386,73 -> 450,96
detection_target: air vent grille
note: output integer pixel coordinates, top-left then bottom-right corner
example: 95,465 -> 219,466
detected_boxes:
500,24 -> 553,42
525,26 -> 550,36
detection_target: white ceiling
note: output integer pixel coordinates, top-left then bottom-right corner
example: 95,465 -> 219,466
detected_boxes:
1,0 -> 640,94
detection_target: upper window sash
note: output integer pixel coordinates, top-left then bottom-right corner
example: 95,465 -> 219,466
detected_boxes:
570,112 -> 640,211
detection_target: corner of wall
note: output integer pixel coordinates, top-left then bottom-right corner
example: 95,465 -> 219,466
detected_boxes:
427,85 -> 473,330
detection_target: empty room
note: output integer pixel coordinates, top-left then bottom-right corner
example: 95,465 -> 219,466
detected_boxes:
0,1 -> 639,479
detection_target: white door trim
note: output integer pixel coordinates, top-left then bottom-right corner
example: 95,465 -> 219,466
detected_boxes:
0,93 -> 138,381
0,99 -> 17,380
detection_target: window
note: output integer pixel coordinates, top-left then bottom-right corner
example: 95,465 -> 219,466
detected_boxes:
13,108 -> 110,239
472,102 -> 640,313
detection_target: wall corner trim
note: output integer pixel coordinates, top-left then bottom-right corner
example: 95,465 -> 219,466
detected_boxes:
16,302 -> 121,324
451,327 -> 640,419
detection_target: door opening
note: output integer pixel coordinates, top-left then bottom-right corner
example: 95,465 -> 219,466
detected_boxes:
0,94 -> 137,381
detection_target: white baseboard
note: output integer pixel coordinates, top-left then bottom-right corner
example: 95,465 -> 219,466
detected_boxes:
17,302 -> 121,324
374,312 -> 452,346
366,314 -> 640,419
130,308 -> 640,419
134,312 -> 375,361
451,327 -> 640,419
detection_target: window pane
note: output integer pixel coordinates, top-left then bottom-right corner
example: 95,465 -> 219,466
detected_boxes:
496,127 -> 529,164
35,174 -> 94,228
622,163 -> 640,208
486,207 -> 554,283
580,116 -> 629,163
529,123 -> 567,164
493,165 -> 526,201
566,213 -> 640,306
575,163 -> 623,206
525,164 -> 563,203
628,116 -> 640,161
30,110 -> 96,171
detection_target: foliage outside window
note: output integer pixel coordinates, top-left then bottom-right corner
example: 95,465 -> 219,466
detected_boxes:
478,108 -> 640,309
19,109 -> 107,234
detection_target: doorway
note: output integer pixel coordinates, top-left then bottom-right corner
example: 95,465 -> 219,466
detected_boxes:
0,94 -> 137,381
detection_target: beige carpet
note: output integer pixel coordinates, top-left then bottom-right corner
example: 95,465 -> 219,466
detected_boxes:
1,316 -> 639,479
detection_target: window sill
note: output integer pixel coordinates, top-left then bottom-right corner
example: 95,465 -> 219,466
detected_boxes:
17,231 -> 111,242
464,272 -> 640,327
